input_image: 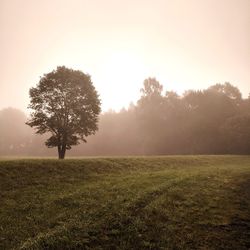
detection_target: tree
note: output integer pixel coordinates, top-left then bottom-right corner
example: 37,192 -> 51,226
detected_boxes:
208,82 -> 242,104
140,77 -> 163,97
222,114 -> 250,154
0,108 -> 32,155
26,66 -> 101,159
137,78 -> 165,154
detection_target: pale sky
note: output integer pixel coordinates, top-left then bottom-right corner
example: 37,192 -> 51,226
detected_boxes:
0,0 -> 249,112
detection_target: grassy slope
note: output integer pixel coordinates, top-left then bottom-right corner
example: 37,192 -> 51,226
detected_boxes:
0,156 -> 250,249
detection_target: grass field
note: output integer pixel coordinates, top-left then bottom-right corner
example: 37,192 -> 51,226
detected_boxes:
0,156 -> 250,249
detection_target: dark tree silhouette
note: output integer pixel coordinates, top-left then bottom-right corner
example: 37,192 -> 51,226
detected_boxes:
1,80 -> 249,157
26,66 -> 101,159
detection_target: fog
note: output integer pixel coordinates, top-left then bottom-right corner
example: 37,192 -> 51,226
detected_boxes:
1,0 -> 250,156
1,81 -> 250,156
0,0 -> 250,112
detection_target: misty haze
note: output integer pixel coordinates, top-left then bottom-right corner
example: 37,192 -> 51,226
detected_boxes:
0,0 -> 249,249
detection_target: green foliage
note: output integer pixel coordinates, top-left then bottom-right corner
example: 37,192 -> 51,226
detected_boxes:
26,66 -> 101,159
0,156 -> 250,249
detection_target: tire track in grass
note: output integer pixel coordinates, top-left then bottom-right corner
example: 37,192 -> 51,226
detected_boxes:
18,171 -> 186,249
7,158 -> 250,249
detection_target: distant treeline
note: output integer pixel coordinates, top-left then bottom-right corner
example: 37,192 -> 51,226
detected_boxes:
1,79 -> 250,156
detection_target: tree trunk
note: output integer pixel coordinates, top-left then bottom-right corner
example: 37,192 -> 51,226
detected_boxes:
58,145 -> 66,159
61,144 -> 66,159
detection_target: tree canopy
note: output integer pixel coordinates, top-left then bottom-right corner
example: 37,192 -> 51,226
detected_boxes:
26,66 -> 101,159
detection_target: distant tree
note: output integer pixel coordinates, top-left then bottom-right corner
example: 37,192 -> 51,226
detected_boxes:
208,82 -> 242,104
222,114 -> 250,154
26,66 -> 101,159
182,83 -> 242,153
0,108 -> 31,155
140,77 -> 163,97
162,91 -> 188,154
137,78 -> 165,153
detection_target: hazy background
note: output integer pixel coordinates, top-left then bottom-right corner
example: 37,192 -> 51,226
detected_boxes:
0,0 -> 249,112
